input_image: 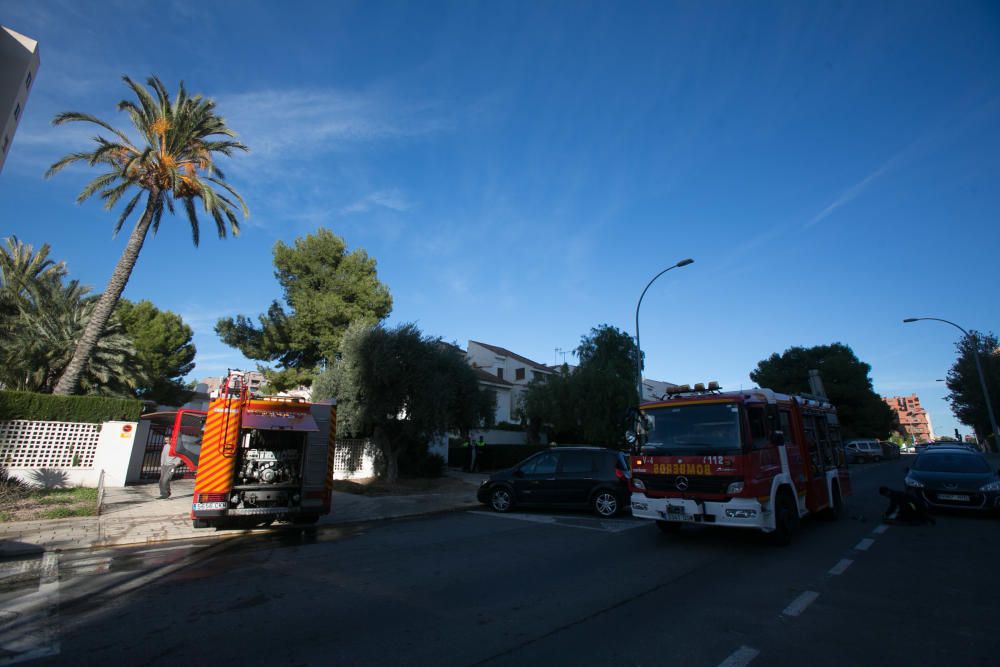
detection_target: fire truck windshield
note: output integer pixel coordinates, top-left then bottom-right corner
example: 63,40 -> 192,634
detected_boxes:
641,403 -> 743,454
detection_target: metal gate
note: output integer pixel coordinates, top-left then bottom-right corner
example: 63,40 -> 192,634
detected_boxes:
140,420 -> 195,480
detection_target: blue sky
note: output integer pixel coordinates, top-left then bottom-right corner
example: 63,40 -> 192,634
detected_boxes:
1,0 -> 998,438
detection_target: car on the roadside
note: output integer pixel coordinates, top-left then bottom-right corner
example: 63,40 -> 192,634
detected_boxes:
845,440 -> 884,463
904,448 -> 1000,514
477,446 -> 631,517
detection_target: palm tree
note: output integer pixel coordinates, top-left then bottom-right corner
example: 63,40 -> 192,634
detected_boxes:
0,276 -> 140,395
0,236 -> 67,324
46,76 -> 248,395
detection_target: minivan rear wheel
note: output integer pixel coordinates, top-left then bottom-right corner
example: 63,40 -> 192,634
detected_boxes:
592,490 -> 619,517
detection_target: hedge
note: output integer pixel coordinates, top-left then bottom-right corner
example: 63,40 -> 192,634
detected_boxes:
0,390 -> 143,424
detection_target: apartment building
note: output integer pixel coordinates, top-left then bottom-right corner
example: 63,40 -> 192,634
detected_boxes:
0,26 -> 40,174
884,393 -> 935,442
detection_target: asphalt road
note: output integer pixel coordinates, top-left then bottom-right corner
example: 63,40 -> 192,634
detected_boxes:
2,457 -> 998,666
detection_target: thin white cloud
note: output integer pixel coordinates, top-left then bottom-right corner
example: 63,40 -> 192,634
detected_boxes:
217,86 -> 451,166
803,154 -> 903,229
340,189 -> 411,215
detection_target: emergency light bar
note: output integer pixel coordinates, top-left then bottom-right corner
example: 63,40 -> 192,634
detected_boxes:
664,381 -> 722,396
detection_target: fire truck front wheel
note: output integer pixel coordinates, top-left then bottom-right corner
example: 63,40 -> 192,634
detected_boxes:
771,489 -> 800,546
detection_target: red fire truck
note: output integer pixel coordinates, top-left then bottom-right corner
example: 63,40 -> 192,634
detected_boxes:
147,371 -> 337,529
628,383 -> 851,543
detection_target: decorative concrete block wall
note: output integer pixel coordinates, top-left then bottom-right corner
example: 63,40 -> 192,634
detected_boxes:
0,419 -> 140,488
333,438 -> 377,480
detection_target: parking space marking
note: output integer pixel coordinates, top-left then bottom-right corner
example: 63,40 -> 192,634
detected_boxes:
854,538 -> 875,551
468,511 -> 645,533
782,590 -> 819,617
717,645 -> 759,667
828,559 -> 854,576
872,524 -> 889,535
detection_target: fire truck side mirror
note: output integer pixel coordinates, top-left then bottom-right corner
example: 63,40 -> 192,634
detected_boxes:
770,430 -> 785,447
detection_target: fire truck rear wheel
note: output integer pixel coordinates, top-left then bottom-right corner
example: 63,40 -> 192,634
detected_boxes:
293,515 -> 319,525
822,483 -> 843,521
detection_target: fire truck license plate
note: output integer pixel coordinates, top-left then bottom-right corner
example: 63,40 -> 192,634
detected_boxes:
665,506 -> 691,520
194,502 -> 228,511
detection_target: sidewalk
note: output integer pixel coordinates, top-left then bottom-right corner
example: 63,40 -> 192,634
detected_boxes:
0,470 -> 488,557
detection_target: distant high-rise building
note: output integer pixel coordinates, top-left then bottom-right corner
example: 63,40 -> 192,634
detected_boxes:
884,394 -> 935,442
0,25 -> 40,175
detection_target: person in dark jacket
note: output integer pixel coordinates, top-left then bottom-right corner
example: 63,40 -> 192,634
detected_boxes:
879,486 -> 934,525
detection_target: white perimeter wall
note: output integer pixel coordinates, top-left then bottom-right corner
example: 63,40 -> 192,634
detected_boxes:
1,419 -> 141,488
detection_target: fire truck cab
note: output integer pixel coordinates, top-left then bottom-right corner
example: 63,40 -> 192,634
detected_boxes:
629,384 -> 850,542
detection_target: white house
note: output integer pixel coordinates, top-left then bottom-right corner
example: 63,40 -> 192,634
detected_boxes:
466,341 -> 553,424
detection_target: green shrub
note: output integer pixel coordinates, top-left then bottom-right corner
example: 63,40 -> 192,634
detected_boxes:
0,390 -> 142,423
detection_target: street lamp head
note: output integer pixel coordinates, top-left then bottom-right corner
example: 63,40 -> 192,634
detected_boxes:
676,258 -> 694,268
903,318 -> 919,323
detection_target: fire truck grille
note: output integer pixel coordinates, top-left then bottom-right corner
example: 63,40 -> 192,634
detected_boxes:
637,474 -> 742,495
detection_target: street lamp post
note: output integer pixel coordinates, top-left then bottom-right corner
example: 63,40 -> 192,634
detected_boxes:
903,317 -> 1000,452
635,258 -> 694,403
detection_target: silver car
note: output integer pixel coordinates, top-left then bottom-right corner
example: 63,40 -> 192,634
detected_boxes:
845,440 -> 883,463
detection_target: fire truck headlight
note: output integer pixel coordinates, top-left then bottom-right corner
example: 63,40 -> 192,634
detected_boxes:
632,478 -> 646,491
904,476 -> 924,489
726,481 -> 744,495
725,509 -> 757,519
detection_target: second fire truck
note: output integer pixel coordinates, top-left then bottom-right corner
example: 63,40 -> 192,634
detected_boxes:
628,383 -> 851,543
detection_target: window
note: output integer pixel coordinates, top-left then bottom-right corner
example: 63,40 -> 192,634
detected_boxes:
779,410 -> 795,445
515,368 -> 525,381
521,452 -> 558,475
26,71 -> 32,89
496,368 -> 504,380
2,134 -> 8,154
559,451 -> 594,474
747,406 -> 769,450
13,103 -> 20,121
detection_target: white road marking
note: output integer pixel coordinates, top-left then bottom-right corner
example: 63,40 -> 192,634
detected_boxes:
855,538 -> 875,551
468,511 -> 646,533
873,524 -> 889,535
717,645 -> 760,667
0,552 -> 60,665
782,590 -> 819,617
828,559 -> 854,576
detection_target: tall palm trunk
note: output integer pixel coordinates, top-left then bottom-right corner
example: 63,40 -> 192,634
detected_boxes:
52,189 -> 160,395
